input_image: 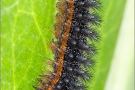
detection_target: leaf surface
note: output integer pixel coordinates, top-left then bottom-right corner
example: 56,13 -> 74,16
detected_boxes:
1,0 -> 127,90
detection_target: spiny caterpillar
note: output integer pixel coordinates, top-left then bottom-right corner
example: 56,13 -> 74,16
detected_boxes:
34,0 -> 101,90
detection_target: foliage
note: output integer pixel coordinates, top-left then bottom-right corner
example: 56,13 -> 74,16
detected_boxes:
1,0 -> 129,90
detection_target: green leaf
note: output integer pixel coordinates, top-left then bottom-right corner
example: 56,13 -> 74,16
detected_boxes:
1,0 -> 133,90
1,0 -> 56,90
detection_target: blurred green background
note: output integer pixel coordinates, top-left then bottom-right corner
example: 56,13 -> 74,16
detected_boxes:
1,0 -> 134,90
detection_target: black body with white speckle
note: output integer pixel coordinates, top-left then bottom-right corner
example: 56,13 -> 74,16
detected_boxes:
53,0 -> 101,90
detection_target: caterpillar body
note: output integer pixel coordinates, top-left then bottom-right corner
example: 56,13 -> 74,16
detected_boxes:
34,0 -> 101,90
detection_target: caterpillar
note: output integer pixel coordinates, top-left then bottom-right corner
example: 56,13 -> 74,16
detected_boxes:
34,0 -> 100,90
